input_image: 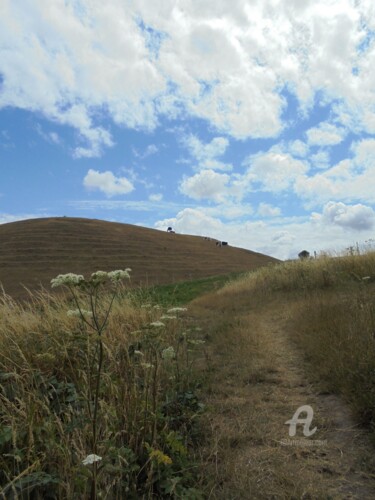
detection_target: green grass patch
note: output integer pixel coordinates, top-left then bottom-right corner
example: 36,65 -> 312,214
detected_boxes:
133,272 -> 245,307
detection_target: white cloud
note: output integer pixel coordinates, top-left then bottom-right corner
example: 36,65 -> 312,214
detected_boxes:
257,203 -> 281,217
310,150 -> 330,169
314,201 -> 375,231
0,213 -> 49,225
306,122 -> 346,146
4,1 -> 375,149
154,205 -> 375,260
149,193 -> 163,202
155,207 -> 223,236
83,169 -> 134,197
182,134 -> 232,171
133,144 -> 159,159
35,124 -> 61,145
179,169 -> 230,202
288,140 -> 310,158
245,152 -> 308,192
185,134 -> 229,160
294,137 -> 375,205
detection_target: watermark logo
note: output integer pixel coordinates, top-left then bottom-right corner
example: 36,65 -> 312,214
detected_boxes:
285,404 -> 317,437
281,405 -> 326,447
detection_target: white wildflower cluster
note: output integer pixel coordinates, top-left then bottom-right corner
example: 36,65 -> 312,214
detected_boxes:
108,268 -> 131,282
150,321 -> 165,328
134,350 -> 143,356
162,346 -> 176,360
187,339 -> 205,346
91,271 -> 109,283
141,362 -> 154,369
90,268 -> 131,284
51,273 -> 84,288
167,307 -> 187,314
160,315 -> 177,320
67,309 -> 93,318
82,454 -> 102,466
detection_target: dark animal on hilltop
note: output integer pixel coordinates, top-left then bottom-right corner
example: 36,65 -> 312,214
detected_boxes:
298,250 -> 310,260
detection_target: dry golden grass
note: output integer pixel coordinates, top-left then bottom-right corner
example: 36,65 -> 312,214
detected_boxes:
0,283 -> 206,498
3,247 -> 375,498
189,251 -> 375,498
0,217 -> 278,300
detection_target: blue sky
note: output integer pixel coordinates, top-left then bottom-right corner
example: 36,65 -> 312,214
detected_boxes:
1,0 -> 375,259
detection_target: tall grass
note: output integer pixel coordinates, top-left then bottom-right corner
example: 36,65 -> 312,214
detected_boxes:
222,251 -> 375,295
220,251 -> 375,435
0,282 -> 205,498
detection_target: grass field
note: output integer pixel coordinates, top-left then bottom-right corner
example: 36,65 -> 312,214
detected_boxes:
189,250 -> 375,497
0,273 -> 210,498
0,217 -> 278,300
2,223 -> 375,498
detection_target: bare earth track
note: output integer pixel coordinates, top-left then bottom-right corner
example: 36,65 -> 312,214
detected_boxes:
191,294 -> 375,499
0,217 -> 278,300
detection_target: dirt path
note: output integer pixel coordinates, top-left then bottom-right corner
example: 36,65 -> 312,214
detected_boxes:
194,300 -> 375,499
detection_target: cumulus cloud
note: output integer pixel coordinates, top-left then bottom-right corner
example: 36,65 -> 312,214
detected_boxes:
155,207 -> 223,236
182,134 -> 232,171
149,193 -> 163,202
294,137 -> 375,205
257,203 -> 281,217
179,169 -> 230,202
310,150 -> 330,169
2,0 -> 375,153
83,169 -> 134,197
245,152 -> 308,192
0,213 -> 49,225
306,122 -> 346,146
288,140 -> 310,158
133,144 -> 159,159
316,201 -> 375,231
153,208 -> 336,260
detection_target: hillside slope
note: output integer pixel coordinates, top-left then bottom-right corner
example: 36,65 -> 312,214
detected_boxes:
0,217 -> 278,299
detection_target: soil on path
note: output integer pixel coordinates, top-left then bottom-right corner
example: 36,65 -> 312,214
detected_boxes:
192,296 -> 375,499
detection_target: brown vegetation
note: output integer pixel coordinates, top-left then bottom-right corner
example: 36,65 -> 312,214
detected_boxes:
189,251 -> 375,498
0,217 -> 278,300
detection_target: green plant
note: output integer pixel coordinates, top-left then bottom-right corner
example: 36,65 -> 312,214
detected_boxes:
0,270 -> 205,498
50,269 -> 132,499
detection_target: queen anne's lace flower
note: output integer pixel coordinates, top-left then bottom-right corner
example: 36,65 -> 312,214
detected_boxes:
51,273 -> 85,288
167,307 -> 187,314
91,271 -> 109,283
187,339 -> 205,345
82,454 -> 102,466
108,269 -> 131,281
67,309 -> 93,318
150,321 -> 165,328
162,346 -> 175,360
141,363 -> 154,369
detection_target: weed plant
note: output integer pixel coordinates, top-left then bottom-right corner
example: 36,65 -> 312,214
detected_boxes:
0,270 -> 205,499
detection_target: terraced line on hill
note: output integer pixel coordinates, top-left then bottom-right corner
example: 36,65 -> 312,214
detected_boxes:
0,217 -> 278,300
191,295 -> 375,499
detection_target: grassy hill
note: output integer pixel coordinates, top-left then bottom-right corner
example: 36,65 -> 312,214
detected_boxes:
0,217 -> 278,299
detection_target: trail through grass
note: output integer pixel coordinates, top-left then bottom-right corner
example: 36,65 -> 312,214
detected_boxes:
190,293 -> 375,498
188,251 -> 375,498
